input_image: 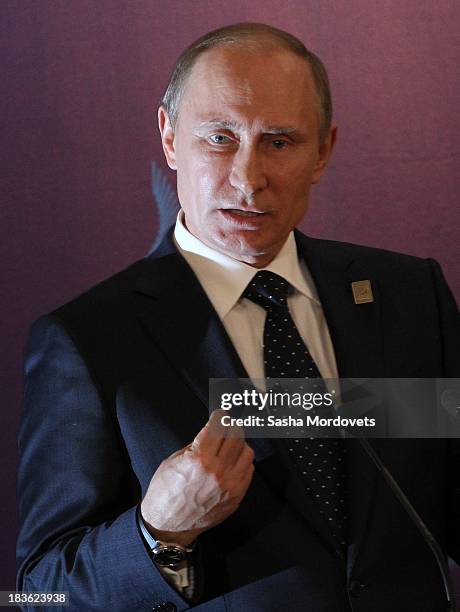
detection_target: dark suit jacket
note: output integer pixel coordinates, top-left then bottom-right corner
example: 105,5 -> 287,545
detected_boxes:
17,230 -> 460,612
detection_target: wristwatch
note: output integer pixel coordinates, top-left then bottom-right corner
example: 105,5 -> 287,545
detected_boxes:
137,507 -> 194,569
150,540 -> 192,568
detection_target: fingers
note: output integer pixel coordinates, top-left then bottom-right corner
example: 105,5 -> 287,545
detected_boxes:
191,410 -> 244,459
207,409 -> 246,466
232,462 -> 254,500
229,445 -> 255,496
217,435 -> 245,465
220,444 -> 255,501
232,443 -> 255,480
190,410 -> 225,456
188,412 -> 253,500
218,464 -> 254,513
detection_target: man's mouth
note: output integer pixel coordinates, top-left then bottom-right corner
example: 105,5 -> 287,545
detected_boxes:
218,208 -> 270,227
222,208 -> 267,217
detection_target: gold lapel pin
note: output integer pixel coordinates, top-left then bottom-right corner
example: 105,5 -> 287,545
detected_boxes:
351,280 -> 374,304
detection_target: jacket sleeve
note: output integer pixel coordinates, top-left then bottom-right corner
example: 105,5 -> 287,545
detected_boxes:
16,316 -> 190,612
427,258 -> 460,378
426,258 -> 460,567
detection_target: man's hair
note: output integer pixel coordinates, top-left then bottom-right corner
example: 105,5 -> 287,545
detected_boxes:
161,23 -> 332,143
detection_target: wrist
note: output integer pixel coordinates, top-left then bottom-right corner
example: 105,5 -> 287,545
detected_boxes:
145,525 -> 197,548
139,507 -> 199,547
137,506 -> 197,569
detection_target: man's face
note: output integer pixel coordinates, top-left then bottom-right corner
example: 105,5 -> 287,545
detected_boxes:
159,44 -> 335,267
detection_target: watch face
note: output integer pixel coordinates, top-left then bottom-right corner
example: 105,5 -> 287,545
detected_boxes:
153,546 -> 187,567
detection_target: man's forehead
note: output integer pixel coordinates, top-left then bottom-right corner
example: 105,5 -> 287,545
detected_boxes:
181,48 -> 315,111
190,74 -> 256,107
189,43 -> 311,79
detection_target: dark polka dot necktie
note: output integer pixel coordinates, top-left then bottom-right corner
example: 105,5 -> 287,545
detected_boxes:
243,270 -> 348,550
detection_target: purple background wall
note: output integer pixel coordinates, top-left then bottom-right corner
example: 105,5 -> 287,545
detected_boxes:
1,0 -> 459,591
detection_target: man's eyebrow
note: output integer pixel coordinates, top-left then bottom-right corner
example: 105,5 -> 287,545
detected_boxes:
264,126 -> 298,135
195,120 -> 300,135
196,120 -> 241,131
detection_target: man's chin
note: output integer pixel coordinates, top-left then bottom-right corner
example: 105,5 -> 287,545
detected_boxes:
213,237 -> 282,267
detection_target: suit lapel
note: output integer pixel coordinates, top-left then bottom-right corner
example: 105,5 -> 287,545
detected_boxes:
133,246 -> 247,407
132,240 -> 277,464
295,231 -> 386,571
295,231 -> 384,379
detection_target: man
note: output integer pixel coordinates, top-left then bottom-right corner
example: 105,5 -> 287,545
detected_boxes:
17,23 -> 460,612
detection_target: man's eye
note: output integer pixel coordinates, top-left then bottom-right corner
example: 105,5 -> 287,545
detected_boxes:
272,139 -> 288,149
209,134 -> 231,144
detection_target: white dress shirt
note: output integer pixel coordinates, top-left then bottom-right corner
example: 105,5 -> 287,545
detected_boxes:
174,211 -> 339,384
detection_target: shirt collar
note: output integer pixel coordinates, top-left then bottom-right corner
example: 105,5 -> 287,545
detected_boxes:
173,211 -> 320,319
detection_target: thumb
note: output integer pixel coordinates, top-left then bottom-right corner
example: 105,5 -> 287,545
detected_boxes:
190,410 -> 226,452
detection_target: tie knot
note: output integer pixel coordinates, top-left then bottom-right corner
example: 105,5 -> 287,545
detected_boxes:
243,271 -> 291,310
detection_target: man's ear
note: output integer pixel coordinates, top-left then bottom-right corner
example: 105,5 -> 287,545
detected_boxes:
312,125 -> 337,184
158,106 -> 177,170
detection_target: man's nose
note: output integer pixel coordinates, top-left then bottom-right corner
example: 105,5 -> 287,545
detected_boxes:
229,145 -> 268,199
